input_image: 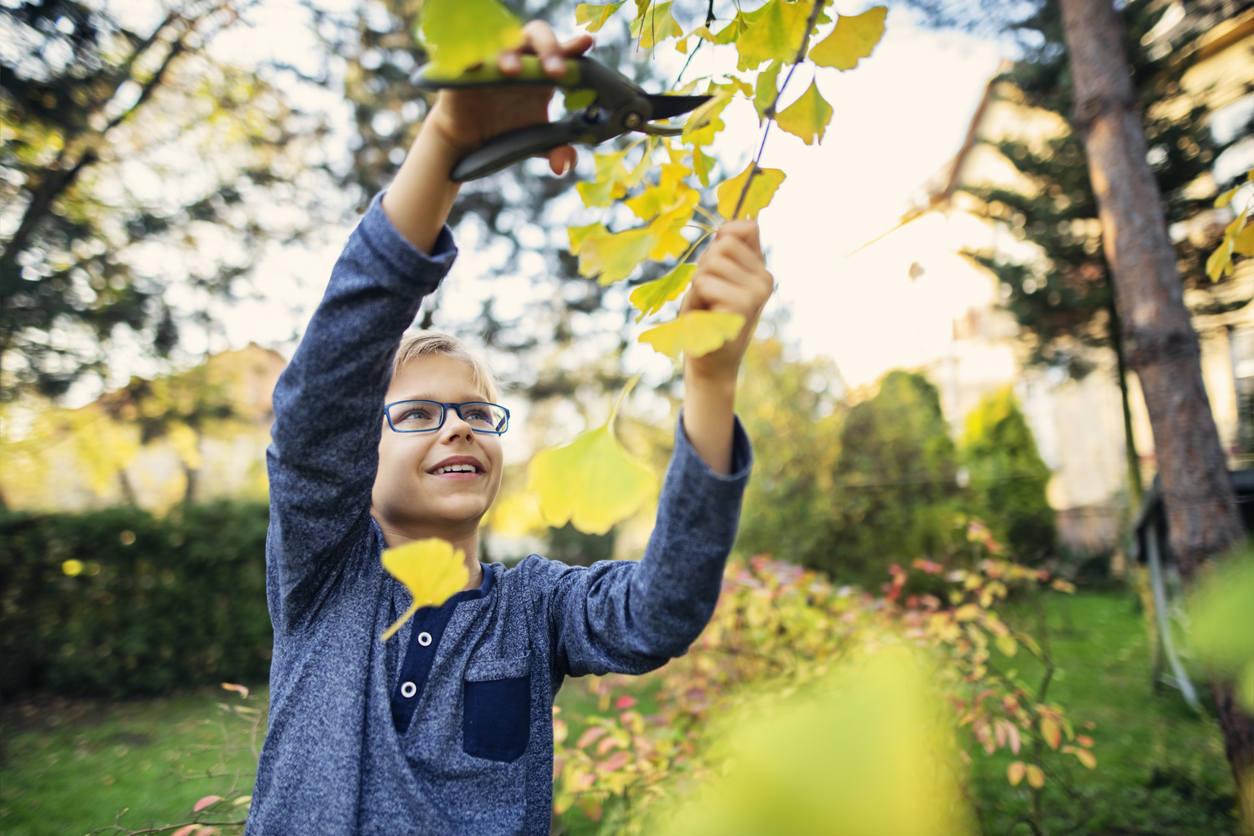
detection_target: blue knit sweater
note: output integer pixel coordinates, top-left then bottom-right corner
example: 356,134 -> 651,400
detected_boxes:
246,194 -> 753,835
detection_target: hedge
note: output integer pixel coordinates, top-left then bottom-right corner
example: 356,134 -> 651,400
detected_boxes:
1,500 -> 272,697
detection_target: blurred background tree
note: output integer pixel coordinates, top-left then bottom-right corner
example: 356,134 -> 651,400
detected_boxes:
964,0 -> 1252,504
962,386 -> 1055,561
1,0 -> 331,401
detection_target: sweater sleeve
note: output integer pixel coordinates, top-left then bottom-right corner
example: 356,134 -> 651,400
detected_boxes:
538,414 -> 753,677
265,193 -> 457,633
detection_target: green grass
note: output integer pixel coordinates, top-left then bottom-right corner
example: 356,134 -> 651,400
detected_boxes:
0,688 -> 264,836
969,590 -> 1239,835
1,592 -> 1242,836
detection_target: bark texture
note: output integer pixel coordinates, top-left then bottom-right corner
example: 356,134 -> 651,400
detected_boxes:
1058,0 -> 1252,815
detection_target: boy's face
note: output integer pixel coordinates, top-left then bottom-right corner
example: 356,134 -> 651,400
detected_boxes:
372,353 -> 503,538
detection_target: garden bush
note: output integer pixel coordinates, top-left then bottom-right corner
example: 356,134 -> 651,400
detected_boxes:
0,500 -> 272,697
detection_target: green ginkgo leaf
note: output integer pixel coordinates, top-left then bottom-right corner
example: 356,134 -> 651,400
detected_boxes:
578,226 -> 657,285
576,150 -> 632,208
575,1 -> 624,32
527,379 -> 656,535
735,0 -> 816,71
380,539 -> 469,641
717,163 -> 786,220
630,1 -> 683,48
631,264 -> 698,321
418,0 -> 526,77
775,79 -> 833,145
809,6 -> 887,71
639,310 -> 746,358
568,222 -> 609,255
754,60 -> 783,121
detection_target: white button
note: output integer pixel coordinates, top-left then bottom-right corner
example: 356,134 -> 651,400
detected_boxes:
417,631 -> 432,647
400,681 -> 417,699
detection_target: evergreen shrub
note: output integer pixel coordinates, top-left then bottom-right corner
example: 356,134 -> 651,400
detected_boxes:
0,500 -> 272,697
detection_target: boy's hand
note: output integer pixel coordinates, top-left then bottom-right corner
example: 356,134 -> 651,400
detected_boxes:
682,221 -> 774,385
425,23 -> 594,177
679,221 -> 772,475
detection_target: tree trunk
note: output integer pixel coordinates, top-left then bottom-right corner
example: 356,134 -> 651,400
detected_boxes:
1058,0 -> 1252,818
1107,296 -> 1143,509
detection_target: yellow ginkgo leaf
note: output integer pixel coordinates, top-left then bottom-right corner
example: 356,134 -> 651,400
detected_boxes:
575,1 -> 624,32
527,381 -> 656,535
576,150 -> 632,208
1207,238 -> 1234,281
716,163 -> 786,220
735,0 -> 817,71
626,164 -> 697,219
639,310 -> 745,358
1215,185 -> 1240,209
810,6 -> 887,71
631,264 -> 697,321
380,539 -> 469,641
630,1 -> 683,48
568,222 -> 608,256
1234,221 -> 1254,257
683,91 -> 733,146
578,226 -> 657,285
774,79 -> 833,145
418,0 -> 525,77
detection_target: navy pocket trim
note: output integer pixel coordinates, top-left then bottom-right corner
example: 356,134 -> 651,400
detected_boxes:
462,655 -> 531,763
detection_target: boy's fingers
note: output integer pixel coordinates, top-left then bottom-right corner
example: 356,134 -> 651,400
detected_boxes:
560,34 -> 595,56
717,220 -> 761,254
546,146 -> 576,176
520,20 -> 567,76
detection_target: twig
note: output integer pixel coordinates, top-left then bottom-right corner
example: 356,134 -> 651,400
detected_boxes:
731,0 -> 826,219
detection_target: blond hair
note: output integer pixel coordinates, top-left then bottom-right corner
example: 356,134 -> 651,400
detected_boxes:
392,331 -> 502,404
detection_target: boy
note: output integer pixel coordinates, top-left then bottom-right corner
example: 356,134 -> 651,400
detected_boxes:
247,21 -> 772,836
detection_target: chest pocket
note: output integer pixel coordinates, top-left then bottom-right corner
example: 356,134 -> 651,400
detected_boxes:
462,653 -> 531,763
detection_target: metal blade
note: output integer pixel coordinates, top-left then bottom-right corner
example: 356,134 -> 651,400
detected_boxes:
646,94 -> 712,121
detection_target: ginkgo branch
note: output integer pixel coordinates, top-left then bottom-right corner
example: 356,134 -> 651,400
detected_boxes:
732,0 -> 827,219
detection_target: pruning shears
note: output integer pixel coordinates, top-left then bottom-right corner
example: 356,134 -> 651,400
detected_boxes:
411,55 -> 711,182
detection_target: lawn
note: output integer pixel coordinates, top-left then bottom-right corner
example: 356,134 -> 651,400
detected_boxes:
0,590 -> 1241,836
0,688 -> 264,836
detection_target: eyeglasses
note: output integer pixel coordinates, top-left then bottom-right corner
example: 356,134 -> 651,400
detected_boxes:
384,400 -> 510,434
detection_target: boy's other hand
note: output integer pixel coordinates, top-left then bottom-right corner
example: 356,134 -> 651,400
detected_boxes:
682,221 -> 774,385
425,22 -> 594,177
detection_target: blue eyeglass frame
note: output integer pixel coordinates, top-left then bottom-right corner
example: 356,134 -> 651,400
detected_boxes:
383,400 -> 511,434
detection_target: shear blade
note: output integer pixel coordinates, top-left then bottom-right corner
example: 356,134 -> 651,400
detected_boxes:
646,94 -> 712,121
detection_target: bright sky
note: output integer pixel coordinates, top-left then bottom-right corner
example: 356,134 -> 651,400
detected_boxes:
113,3 -> 1009,406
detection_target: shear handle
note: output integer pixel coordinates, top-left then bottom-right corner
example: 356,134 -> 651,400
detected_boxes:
450,111 -> 606,182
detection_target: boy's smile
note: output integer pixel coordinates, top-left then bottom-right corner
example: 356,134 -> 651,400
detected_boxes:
371,353 -> 504,549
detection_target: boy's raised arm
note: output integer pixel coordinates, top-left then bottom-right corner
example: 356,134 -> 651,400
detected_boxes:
266,25 -> 594,631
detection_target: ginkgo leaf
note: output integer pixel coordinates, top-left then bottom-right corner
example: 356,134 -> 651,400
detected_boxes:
626,163 -> 697,219
692,144 -> 715,186
1207,237 -> 1234,281
647,203 -> 696,261
754,59 -> 783,121
578,226 -> 657,285
735,0 -> 817,71
630,1 -> 683,48
639,311 -> 746,358
716,163 -> 786,220
1215,185 -> 1240,209
683,91 -> 733,145
418,0 -> 525,77
527,381 -> 656,535
1234,222 -> 1254,256
568,222 -> 608,255
380,539 -> 469,641
810,6 -> 887,71
562,88 -> 598,111
575,1 -> 624,32
775,79 -> 832,145
631,264 -> 697,321
576,151 -> 632,208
